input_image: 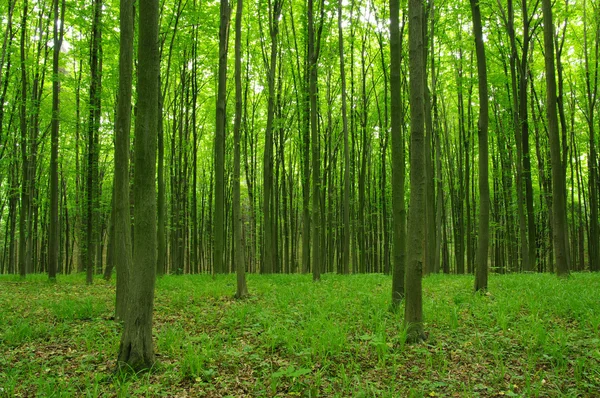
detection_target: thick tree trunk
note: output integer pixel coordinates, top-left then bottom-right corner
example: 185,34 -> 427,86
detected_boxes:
262,0 -> 282,275
404,0 -> 426,342
114,0 -> 134,320
541,0 -> 570,276
117,0 -> 159,370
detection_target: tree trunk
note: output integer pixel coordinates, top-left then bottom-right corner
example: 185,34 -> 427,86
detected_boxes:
506,0 -> 529,272
233,0 -> 248,297
117,0 -> 159,370
262,0 -> 282,275
470,0 -> 489,292
48,0 -> 66,282
404,0 -> 426,342
113,0 -> 134,320
86,0 -> 102,285
390,0 -> 406,305
309,0 -> 321,281
541,0 -> 570,276
214,0 -> 230,275
18,0 -> 29,280
338,0 -> 350,275
584,0 -> 599,272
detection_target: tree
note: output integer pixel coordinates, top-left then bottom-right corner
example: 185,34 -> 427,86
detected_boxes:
338,0 -> 350,275
86,0 -> 102,285
113,0 -> 134,320
471,0 -> 490,291
505,0 -> 531,272
308,0 -> 322,281
389,0 -> 406,305
117,0 -> 160,370
18,0 -> 30,280
48,0 -> 66,282
233,0 -> 248,298
1,0 -> 599,283
262,0 -> 283,275
214,0 -> 230,275
541,0 -> 570,277
404,0 -> 426,342
583,0 -> 599,273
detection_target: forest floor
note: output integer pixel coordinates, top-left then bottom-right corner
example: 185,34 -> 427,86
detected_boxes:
0,272 -> 599,397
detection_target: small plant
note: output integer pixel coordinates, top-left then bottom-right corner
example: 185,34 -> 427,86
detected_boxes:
270,365 -> 311,394
49,298 -> 104,321
3,319 -> 34,346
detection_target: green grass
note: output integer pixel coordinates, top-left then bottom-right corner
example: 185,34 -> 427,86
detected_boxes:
1,273 -> 599,397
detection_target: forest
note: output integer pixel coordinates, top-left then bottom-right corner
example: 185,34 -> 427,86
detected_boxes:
0,0 -> 600,394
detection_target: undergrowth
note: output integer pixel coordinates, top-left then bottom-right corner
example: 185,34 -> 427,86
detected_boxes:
0,273 -> 599,397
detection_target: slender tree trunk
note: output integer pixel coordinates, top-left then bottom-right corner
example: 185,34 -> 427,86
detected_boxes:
423,4 -> 435,276
390,0 -> 406,304
309,0 -> 321,281
214,0 -> 230,275
103,191 -> 115,280
506,0 -> 529,272
86,0 -> 102,285
48,0 -> 66,281
338,0 -> 351,275
584,0 -> 599,272
190,22 -> 199,274
233,0 -> 248,297
157,76 -> 166,275
18,0 -> 29,280
471,0 -> 489,291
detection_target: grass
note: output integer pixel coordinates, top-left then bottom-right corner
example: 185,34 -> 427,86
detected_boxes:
0,272 -> 599,397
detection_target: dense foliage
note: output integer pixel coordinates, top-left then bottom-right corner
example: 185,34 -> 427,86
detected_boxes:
0,0 -> 597,276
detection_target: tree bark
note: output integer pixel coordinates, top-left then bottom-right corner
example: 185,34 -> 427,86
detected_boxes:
338,0 -> 350,275
18,0 -> 29,280
86,0 -> 102,284
114,0 -> 134,320
471,0 -> 489,291
390,0 -> 406,305
404,0 -> 426,342
583,0 -> 599,272
262,0 -> 282,275
233,0 -> 248,297
214,0 -> 230,275
48,0 -> 66,281
541,0 -> 570,276
506,0 -> 530,272
309,0 -> 322,281
117,0 -> 160,371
